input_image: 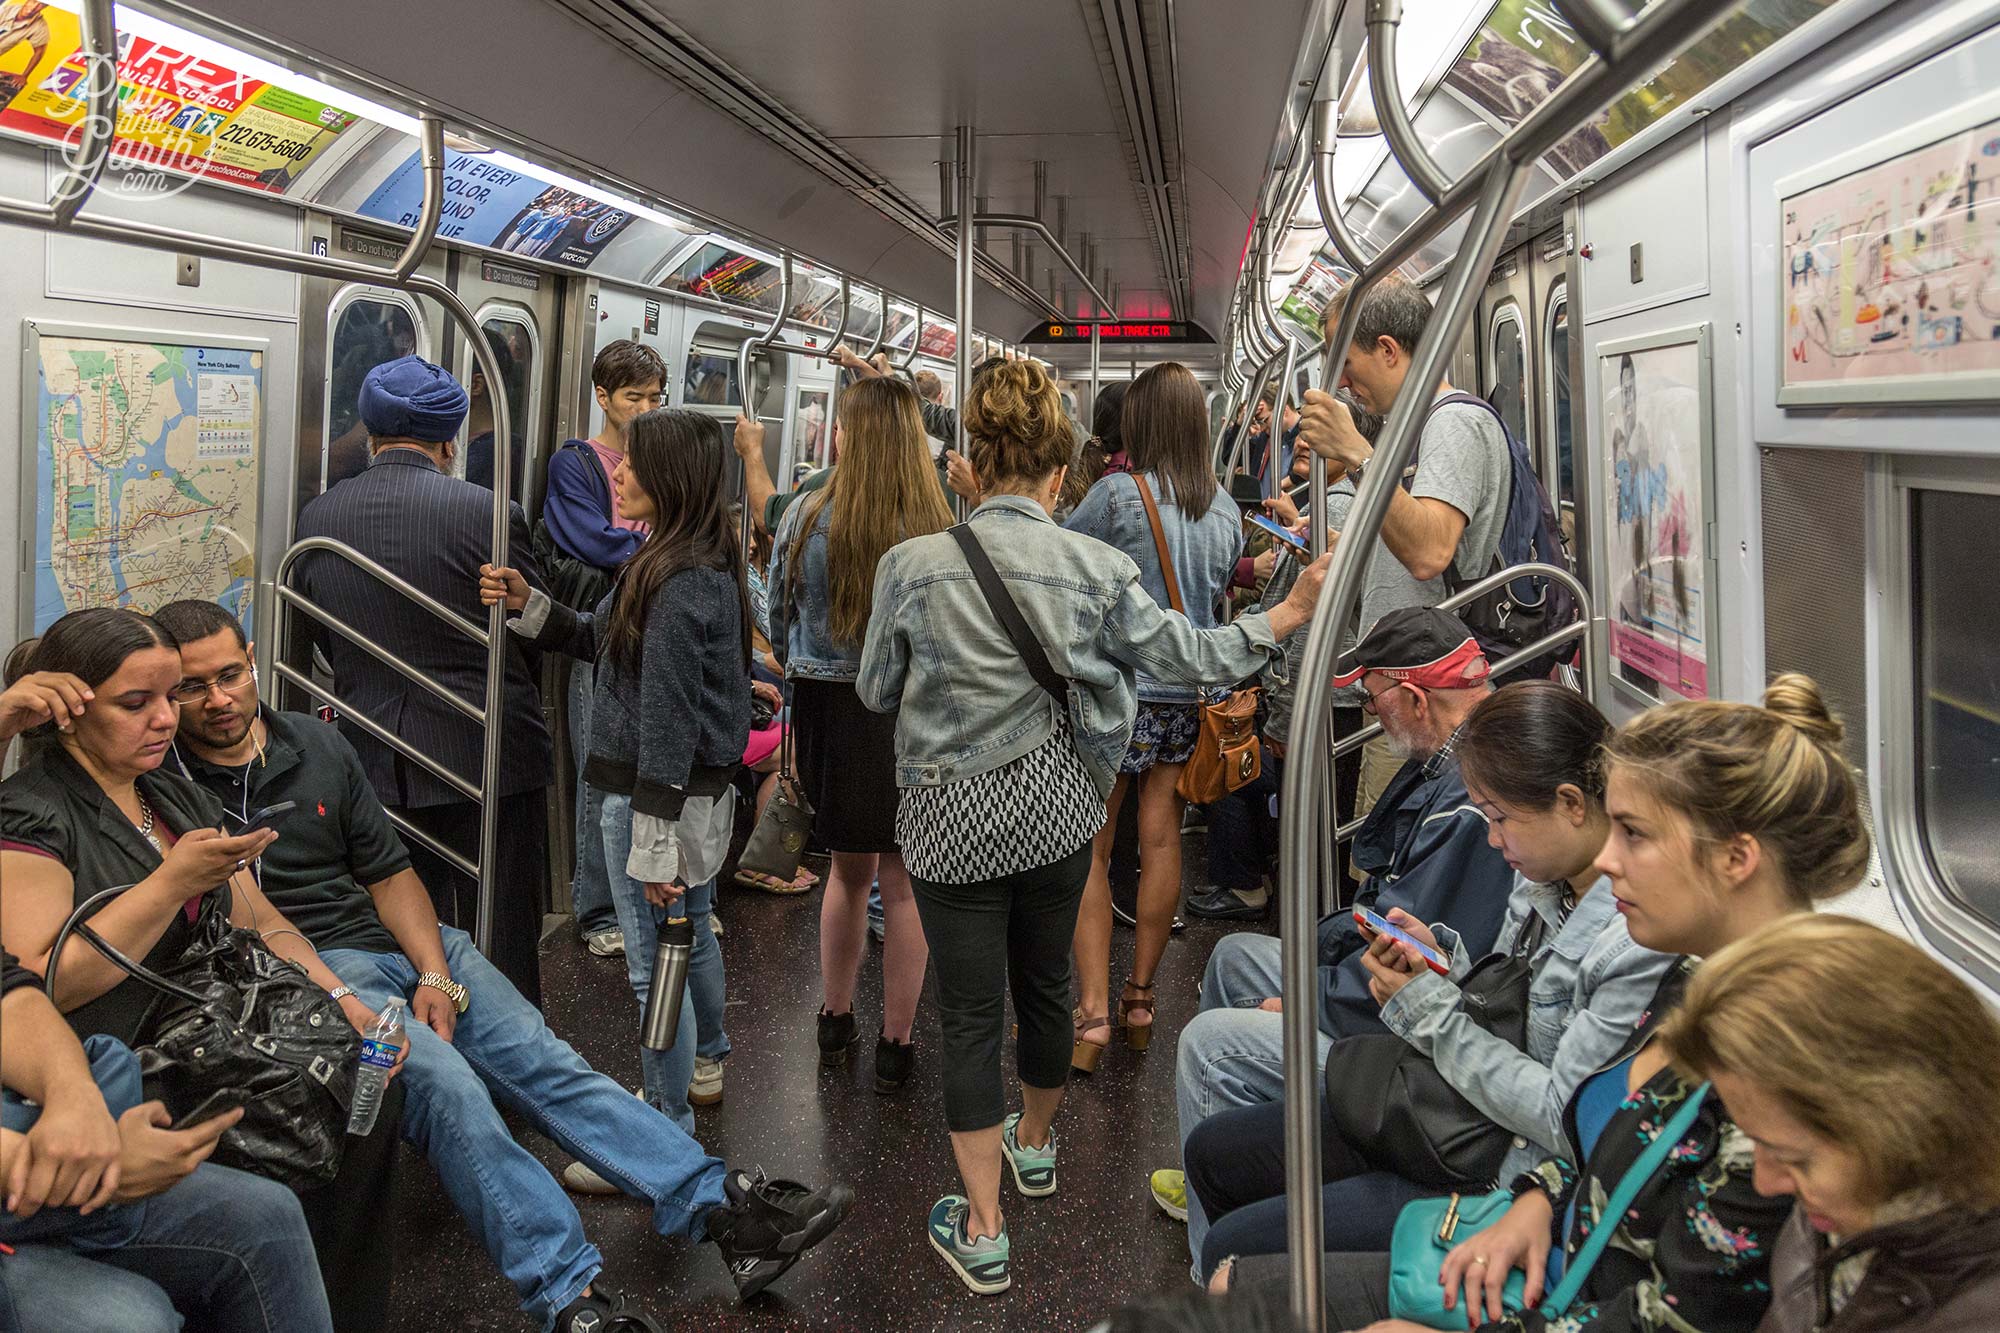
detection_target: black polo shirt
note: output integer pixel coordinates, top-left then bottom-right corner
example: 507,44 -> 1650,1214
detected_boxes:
173,708 -> 407,956
2,950 -> 38,998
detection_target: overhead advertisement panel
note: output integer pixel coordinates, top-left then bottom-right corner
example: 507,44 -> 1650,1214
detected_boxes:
358,149 -> 638,268
0,6 -> 359,193
1443,0 -> 1837,178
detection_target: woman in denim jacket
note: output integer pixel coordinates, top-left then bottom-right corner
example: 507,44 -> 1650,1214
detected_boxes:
1063,362 -> 1248,1065
857,360 -> 1328,1297
768,378 -> 956,1092
1182,682 -> 1677,1274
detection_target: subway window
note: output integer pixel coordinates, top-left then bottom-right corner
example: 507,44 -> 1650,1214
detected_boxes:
462,316 -> 536,501
325,294 -> 421,489
1911,487 -> 2000,928
1489,305 -> 1528,450
1545,291 -> 1576,550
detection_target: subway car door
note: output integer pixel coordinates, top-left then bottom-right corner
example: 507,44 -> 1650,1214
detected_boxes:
439,248 -> 560,518
1529,222 -> 1587,586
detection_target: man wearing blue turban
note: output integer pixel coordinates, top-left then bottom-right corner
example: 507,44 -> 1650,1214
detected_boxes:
293,355 -> 556,1007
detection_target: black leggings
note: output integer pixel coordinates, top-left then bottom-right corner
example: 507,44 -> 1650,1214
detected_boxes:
910,843 -> 1093,1132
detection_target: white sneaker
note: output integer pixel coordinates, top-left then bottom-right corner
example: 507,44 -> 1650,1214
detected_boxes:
690,1055 -> 724,1106
708,913 -> 723,938
561,1160 -> 620,1195
584,929 -> 625,957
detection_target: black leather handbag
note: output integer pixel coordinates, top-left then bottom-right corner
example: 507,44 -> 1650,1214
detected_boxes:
737,718 -> 815,885
47,890 -> 360,1190
1323,913 -> 1547,1190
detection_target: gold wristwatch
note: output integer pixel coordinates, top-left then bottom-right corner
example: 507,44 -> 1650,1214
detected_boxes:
417,971 -> 470,1013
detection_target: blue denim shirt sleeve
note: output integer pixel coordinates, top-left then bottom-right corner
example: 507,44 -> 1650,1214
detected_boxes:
1063,472 -> 1114,541
1099,575 -> 1281,687
855,548 -> 908,715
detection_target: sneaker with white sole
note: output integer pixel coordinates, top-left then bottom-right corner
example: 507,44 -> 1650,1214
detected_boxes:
705,1168 -> 853,1299
927,1195 -> 1010,1295
562,1160 -> 620,1195
585,929 -> 625,957
1149,1168 -> 1189,1221
690,1055 -> 724,1106
1001,1112 -> 1056,1197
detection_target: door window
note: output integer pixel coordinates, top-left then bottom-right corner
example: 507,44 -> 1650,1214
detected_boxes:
462,316 -> 536,501
1488,304 -> 1528,449
325,295 -> 421,488
1545,290 -> 1576,549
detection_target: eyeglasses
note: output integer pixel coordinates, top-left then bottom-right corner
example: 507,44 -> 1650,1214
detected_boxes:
1360,678 -> 1423,715
171,664 -> 256,705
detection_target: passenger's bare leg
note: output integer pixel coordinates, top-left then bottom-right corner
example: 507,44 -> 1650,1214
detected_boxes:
948,1124 -> 1007,1241
1015,1081 -> 1064,1150
875,853 -> 927,1043
1071,774 -> 1132,1045
1127,763 -> 1186,1032
820,850 -> 879,1016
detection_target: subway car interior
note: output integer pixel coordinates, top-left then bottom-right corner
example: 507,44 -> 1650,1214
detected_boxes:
1,0 -> 1998,1329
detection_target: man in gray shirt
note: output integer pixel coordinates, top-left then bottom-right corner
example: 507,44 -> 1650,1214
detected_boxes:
1297,274 -> 1510,825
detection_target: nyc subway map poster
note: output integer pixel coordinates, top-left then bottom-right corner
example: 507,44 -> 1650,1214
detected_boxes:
28,328 -> 262,636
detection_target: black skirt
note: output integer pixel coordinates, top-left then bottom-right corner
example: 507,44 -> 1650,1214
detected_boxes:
791,677 -> 901,854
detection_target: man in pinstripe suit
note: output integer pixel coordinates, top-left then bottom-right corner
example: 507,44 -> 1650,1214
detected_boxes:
295,355 -> 554,1007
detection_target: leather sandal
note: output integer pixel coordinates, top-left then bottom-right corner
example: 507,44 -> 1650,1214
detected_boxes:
1120,979 -> 1157,1052
1071,1008 -> 1112,1074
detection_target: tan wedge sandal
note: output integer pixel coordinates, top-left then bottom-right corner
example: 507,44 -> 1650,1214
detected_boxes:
1119,979 -> 1157,1052
1071,1008 -> 1112,1073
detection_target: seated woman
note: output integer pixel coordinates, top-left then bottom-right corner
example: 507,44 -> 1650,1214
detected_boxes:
1663,916 -> 2000,1333
1185,682 -> 1677,1278
1221,673 -> 1872,1333
0,608 -> 408,1333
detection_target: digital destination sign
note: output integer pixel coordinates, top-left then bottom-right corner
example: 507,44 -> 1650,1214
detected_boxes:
1025,321 -> 1207,345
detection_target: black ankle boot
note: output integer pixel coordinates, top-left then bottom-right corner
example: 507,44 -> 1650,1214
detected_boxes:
874,1033 -> 914,1094
817,1008 -> 857,1066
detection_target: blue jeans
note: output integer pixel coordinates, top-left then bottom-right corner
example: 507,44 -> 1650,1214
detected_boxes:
0,1038 -> 333,1333
320,926 -> 729,1329
598,791 -> 728,1130
1175,933 -> 1333,1271
568,663 -> 618,938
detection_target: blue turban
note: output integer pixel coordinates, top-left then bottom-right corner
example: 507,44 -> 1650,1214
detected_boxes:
358,355 -> 469,443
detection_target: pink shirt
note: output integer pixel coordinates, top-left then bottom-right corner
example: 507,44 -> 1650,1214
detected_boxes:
587,438 -> 649,535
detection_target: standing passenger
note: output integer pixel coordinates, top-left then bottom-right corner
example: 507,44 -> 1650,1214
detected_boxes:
856,359 -> 1330,1295
534,339 -> 669,959
767,377 -> 953,1092
1063,362 -> 1247,1067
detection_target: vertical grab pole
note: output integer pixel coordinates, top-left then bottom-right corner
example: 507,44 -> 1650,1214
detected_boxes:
821,273 -> 853,470
954,124 -> 976,519
1276,157 -> 1531,1330
739,252 -> 793,569
1089,321 -> 1101,427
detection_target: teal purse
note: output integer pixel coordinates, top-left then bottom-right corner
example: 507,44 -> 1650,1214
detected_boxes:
1387,1082 -> 1712,1330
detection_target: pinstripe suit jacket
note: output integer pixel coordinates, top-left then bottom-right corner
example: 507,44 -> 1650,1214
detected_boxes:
294,449 -> 553,809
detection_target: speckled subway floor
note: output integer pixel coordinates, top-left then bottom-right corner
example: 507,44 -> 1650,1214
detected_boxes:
385,827 -> 1279,1332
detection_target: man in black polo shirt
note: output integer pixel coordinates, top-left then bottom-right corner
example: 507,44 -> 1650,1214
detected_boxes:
152,601 -> 852,1332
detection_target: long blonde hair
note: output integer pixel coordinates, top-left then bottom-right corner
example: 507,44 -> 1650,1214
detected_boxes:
1662,915 -> 2000,1211
791,377 -> 953,645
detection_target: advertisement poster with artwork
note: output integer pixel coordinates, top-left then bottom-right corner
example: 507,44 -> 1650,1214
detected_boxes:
1778,96 -> 2000,405
360,152 -> 636,267
916,320 -> 958,359
1444,0 -> 1836,179
793,389 -> 830,473
1600,329 -> 1712,703
0,3 -> 358,193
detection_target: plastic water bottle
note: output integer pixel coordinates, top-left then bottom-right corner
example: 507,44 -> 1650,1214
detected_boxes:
346,997 -> 405,1136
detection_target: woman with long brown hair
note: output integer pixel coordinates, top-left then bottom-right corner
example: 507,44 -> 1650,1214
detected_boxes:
1064,362 -> 1245,1067
769,376 -> 956,1093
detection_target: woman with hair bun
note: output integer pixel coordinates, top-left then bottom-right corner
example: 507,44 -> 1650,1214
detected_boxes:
857,358 -> 1330,1296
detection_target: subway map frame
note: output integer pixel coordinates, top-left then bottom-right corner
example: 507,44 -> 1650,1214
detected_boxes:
21,320 -> 267,639
1777,89 -> 2000,407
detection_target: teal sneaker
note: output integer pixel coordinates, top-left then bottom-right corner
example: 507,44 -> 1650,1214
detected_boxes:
1001,1112 -> 1057,1197
927,1195 -> 1011,1295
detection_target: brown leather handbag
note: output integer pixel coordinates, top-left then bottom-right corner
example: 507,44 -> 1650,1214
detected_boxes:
1131,474 -> 1262,805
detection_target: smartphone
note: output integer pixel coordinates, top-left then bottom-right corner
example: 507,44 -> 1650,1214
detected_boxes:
234,801 -> 296,835
1246,511 -> 1308,553
1353,906 -> 1451,976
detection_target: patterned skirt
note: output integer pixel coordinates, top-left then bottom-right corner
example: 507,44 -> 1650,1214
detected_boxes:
1121,700 -> 1201,773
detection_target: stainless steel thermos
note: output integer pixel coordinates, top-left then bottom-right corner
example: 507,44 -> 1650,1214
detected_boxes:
640,911 -> 694,1051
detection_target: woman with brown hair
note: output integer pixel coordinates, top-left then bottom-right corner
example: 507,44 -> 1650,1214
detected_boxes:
1663,916 -> 2000,1332
858,359 -> 1328,1295
768,376 -> 956,1092
1064,361 -> 1246,1067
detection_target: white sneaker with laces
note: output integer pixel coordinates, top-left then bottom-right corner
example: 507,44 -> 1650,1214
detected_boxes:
585,929 -> 625,957
690,1056 -> 724,1107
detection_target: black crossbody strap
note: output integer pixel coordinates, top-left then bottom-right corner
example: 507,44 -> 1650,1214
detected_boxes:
948,523 -> 1067,707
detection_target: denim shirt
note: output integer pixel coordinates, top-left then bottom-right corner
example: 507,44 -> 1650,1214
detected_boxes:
766,494 -> 860,681
1063,470 -> 1245,703
856,496 -> 1287,800
1379,873 -> 1677,1186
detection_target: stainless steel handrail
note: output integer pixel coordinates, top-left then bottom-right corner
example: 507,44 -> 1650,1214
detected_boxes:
858,283 -> 889,361
1312,66 -> 1375,273
1366,0 -> 1452,204
269,663 -> 481,803
953,125 -> 976,512
893,302 -> 926,372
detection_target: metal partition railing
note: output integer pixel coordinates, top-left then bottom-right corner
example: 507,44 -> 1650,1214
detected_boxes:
1267,0 -> 1744,1321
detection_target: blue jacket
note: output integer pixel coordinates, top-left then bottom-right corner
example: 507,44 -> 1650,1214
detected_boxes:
766,492 -> 860,681
856,496 -> 1287,800
1312,749 -> 1514,1039
1063,470 -> 1246,702
541,439 -> 644,571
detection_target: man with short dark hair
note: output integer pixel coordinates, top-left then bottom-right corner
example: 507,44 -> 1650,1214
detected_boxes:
292,355 -> 553,1005
153,600 -> 853,1332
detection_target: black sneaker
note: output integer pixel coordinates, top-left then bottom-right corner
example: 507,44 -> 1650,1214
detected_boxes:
706,1167 -> 854,1299
817,1008 -> 857,1067
1184,885 -> 1272,921
552,1281 -> 663,1332
875,1033 -> 914,1094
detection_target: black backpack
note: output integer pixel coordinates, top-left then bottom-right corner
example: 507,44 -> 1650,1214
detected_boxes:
1410,393 -> 1580,683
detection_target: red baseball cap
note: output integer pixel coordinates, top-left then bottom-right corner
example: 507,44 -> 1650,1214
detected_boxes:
1331,607 -> 1490,690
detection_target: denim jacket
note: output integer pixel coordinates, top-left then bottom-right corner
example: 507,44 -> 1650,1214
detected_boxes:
1064,470 -> 1245,703
766,493 -> 859,681
1379,873 -> 1677,1186
856,496 -> 1287,799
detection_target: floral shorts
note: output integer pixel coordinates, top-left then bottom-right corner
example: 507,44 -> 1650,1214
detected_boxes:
1122,701 -> 1201,773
